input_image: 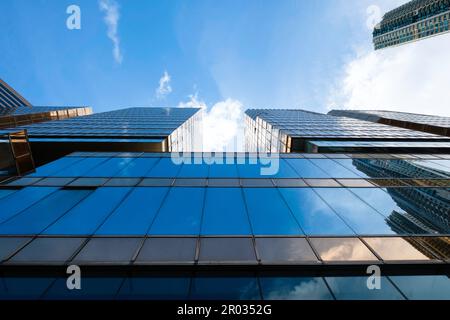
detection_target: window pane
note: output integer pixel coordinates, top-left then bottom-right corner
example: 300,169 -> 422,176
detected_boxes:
364,237 -> 436,261
190,276 -> 261,300
29,156 -> 83,177
310,238 -> 378,262
178,163 -> 209,178
145,158 -> 182,178
84,158 -> 136,177
115,158 -> 158,177
260,277 -> 333,300
198,238 -> 257,264
149,187 -> 204,235
0,189 -> 18,200
243,188 -> 303,235
255,238 -> 318,263
96,187 -> 168,235
0,187 -> 58,224
279,188 -> 354,236
0,277 -> 54,300
389,275 -> 450,300
208,163 -> 238,178
44,277 -> 123,300
135,238 -> 197,264
51,157 -> 110,177
9,238 -> 85,264
309,159 -> 361,178
0,189 -> 91,235
314,188 -> 396,235
44,188 -> 131,235
73,238 -> 141,264
285,159 -> 329,178
325,276 -> 404,300
202,188 -> 251,235
333,159 -> 371,178
118,277 -> 190,300
0,238 -> 30,261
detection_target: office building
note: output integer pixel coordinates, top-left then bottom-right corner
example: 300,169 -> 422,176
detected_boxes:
244,109 -> 450,153
0,79 -> 31,115
0,151 -> 449,299
373,0 -> 450,50
10,107 -> 202,165
328,110 -> 450,137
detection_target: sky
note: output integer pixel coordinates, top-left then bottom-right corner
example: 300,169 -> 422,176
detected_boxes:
0,0 -> 449,151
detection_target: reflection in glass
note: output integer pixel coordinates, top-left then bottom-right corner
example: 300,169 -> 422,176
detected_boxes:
260,277 -> 333,300
117,277 -> 190,300
255,238 -> 318,263
310,238 -> 378,262
389,275 -> 450,300
190,276 -> 261,300
364,237 -> 435,261
199,238 -> 257,263
135,238 -> 197,263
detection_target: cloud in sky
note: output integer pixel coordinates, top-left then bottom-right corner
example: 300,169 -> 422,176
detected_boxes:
328,33 -> 450,117
99,0 -> 123,64
178,93 -> 244,152
155,71 -> 172,100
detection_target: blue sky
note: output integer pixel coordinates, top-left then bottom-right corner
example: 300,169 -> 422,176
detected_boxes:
0,0 -> 400,113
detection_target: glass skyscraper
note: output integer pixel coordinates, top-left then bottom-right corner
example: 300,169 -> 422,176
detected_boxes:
373,0 -> 450,50
329,110 -> 450,137
0,79 -> 31,115
245,109 -> 450,153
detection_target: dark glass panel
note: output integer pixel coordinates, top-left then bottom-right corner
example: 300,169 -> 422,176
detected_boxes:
260,277 -> 333,300
198,238 -> 257,264
310,238 -> 378,262
135,238 -> 197,264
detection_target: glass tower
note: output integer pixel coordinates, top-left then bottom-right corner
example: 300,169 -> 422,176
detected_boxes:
245,109 -> 450,153
0,78 -> 31,115
329,110 -> 450,137
373,0 -> 450,50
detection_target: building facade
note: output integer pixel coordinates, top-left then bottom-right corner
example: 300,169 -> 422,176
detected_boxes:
0,152 -> 449,299
373,0 -> 450,50
0,79 -> 31,115
329,110 -> 450,137
245,109 -> 450,153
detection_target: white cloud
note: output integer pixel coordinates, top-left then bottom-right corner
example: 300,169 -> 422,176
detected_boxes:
329,33 -> 450,117
155,71 -> 173,99
178,93 -> 244,152
99,0 -> 123,64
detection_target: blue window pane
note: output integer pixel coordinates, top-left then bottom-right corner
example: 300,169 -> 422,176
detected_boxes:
285,159 -> 329,178
0,189 -> 17,200
44,187 -> 131,235
333,159 -> 371,178
0,187 -> 58,224
314,188 -> 396,235
260,277 -> 333,300
389,275 -> 450,300
115,158 -> 159,177
272,159 -> 301,178
52,157 -> 110,177
145,158 -> 182,177
149,187 -> 205,235
279,188 -> 354,235
349,188 -> 403,217
117,277 -> 191,300
325,277 -> 404,300
0,277 -> 54,300
202,188 -> 251,235
0,189 -> 91,235
243,188 -> 303,235
190,276 -> 261,300
178,163 -> 209,178
29,157 -> 83,177
84,158 -> 136,177
236,157 -> 282,178
44,277 -> 123,300
310,159 -> 361,178
96,187 -> 169,235
208,163 -> 238,178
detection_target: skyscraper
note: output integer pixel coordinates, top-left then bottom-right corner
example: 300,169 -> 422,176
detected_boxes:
245,109 -> 450,153
10,107 -> 203,165
0,78 -> 31,115
373,0 -> 450,50
328,109 -> 450,137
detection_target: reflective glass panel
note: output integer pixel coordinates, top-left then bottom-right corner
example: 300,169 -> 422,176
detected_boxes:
314,188 -> 396,235
208,163 -> 238,178
96,187 -> 168,235
44,188 -> 131,235
149,187 -> 205,235
279,188 -> 354,235
201,188 -> 251,235
115,158 -> 158,177
199,238 -> 257,263
284,159 -> 329,178
0,277 -> 54,300
310,238 -> 378,262
364,237 -> 435,261
389,275 -> 450,300
190,276 -> 261,300
84,158 -> 136,177
255,238 -> 318,263
73,238 -> 141,264
0,189 -> 17,200
243,188 -> 303,235
178,163 -> 209,178
135,238 -> 197,263
145,158 -> 182,178
260,277 -> 333,300
333,159 -> 372,178
118,277 -> 190,300
0,238 -> 30,261
29,156 -> 83,177
309,159 -> 361,178
51,157 -> 109,177
44,277 -> 123,300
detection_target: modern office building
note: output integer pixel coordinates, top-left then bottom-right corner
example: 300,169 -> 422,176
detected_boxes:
373,0 -> 450,50
328,110 -> 450,137
9,107 -> 202,165
0,129 -> 35,180
0,152 -> 449,300
0,78 -> 31,115
244,109 -> 450,153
